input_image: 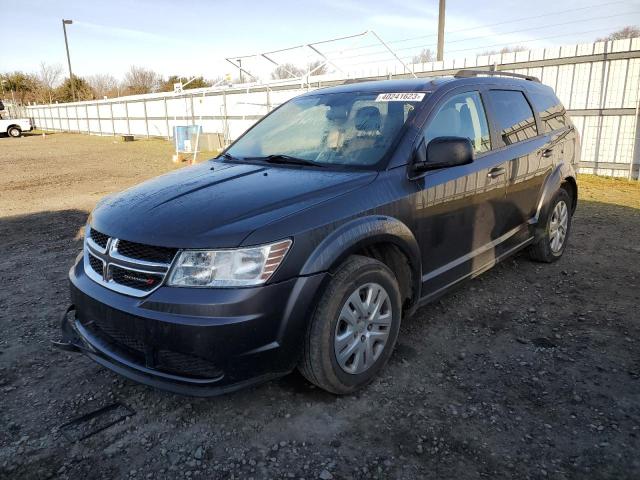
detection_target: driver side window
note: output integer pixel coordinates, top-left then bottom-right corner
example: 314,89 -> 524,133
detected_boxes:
424,91 -> 491,154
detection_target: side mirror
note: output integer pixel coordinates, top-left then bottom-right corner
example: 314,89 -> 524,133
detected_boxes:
412,136 -> 474,173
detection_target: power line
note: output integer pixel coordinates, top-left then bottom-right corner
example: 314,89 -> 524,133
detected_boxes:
324,12 -> 637,64
322,0 -> 630,55
343,24 -> 633,68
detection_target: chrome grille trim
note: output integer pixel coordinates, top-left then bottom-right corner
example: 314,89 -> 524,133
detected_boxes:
110,239 -> 173,269
84,227 -> 174,298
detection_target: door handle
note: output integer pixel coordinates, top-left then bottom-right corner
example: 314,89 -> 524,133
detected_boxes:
540,148 -> 554,158
487,167 -> 505,179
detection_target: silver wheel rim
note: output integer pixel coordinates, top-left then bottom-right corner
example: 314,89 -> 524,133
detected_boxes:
10,129 -> 18,137
334,282 -> 392,375
549,200 -> 568,254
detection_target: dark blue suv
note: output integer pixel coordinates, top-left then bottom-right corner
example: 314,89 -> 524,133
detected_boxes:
58,71 -> 579,396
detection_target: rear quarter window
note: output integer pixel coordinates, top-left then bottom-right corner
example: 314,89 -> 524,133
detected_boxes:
528,90 -> 569,133
487,90 -> 538,146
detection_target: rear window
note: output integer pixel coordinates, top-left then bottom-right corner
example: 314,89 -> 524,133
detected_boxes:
488,90 -> 538,145
528,91 -> 568,133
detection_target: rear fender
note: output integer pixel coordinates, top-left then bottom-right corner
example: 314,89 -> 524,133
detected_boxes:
531,163 -> 575,241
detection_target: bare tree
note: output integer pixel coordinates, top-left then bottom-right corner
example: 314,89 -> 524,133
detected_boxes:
37,62 -> 63,103
88,74 -> 120,98
123,65 -> 161,95
597,25 -> 640,41
480,45 -> 527,56
307,60 -> 328,76
412,48 -> 435,64
270,63 -> 306,80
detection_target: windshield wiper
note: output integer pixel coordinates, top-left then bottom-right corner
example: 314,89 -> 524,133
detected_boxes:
218,152 -> 239,161
247,154 -> 325,168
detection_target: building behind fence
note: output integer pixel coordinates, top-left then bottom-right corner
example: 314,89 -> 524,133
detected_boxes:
20,37 -> 640,179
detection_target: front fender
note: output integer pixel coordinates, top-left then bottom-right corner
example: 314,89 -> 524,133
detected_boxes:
300,215 -> 422,306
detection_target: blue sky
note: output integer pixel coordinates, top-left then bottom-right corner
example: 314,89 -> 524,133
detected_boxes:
2,0 -> 639,81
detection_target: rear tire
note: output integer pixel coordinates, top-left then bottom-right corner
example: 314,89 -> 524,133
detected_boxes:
528,187 -> 573,263
7,126 -> 21,138
298,255 -> 402,394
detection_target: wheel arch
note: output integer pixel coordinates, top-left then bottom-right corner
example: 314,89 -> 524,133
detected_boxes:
532,163 -> 577,241
300,216 -> 422,311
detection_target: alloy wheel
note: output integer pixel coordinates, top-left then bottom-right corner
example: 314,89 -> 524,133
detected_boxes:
549,200 -> 569,253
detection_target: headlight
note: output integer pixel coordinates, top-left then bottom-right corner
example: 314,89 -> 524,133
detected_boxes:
167,239 -> 292,287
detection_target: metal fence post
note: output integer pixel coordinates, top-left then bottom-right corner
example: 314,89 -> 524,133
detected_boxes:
86,104 -> 90,134
190,93 -> 196,126
110,102 -> 116,136
593,41 -> 609,174
631,87 -> 640,180
222,90 -> 229,146
124,101 -> 131,135
97,103 -> 102,136
163,97 -> 170,139
143,100 -> 150,138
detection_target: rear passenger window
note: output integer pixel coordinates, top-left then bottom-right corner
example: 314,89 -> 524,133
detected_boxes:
528,91 -> 568,133
488,90 -> 538,145
424,91 -> 491,154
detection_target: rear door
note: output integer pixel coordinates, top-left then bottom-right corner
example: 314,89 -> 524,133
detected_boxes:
485,89 -> 549,234
415,88 -> 510,296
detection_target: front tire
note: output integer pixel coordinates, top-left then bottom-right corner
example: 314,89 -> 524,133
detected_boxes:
7,126 -> 21,138
299,255 -> 402,394
529,187 -> 573,262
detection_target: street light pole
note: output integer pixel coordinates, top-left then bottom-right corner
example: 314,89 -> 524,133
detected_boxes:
62,19 -> 76,102
436,0 -> 446,62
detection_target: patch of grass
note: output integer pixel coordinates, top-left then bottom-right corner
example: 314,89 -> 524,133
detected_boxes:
577,174 -> 640,210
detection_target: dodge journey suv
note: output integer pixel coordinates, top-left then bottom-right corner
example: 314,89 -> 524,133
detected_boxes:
57,71 -> 579,396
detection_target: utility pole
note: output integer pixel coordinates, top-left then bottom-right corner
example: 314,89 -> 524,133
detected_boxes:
62,19 -> 76,102
437,0 -> 446,62
237,59 -> 243,83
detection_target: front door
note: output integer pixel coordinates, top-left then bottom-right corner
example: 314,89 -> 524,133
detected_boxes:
414,90 -> 509,297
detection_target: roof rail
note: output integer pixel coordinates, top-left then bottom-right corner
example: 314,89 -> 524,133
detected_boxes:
454,69 -> 540,83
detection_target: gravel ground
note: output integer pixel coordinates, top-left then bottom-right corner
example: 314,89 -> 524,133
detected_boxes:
1,133 -> 639,480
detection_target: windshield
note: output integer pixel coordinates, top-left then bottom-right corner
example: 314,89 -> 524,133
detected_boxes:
225,91 -> 427,168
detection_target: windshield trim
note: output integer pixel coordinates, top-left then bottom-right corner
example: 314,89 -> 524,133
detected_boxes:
218,90 -> 430,172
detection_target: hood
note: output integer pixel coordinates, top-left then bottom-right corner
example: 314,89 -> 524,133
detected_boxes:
91,160 -> 376,248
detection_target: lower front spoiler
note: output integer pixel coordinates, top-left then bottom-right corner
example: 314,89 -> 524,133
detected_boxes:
54,306 -> 290,397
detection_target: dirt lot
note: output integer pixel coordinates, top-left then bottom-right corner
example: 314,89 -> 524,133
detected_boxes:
1,133 -> 639,480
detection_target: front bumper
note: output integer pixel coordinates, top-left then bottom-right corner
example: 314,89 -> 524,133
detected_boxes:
58,256 -> 327,396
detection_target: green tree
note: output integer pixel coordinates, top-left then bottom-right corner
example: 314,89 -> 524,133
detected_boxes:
160,75 -> 210,92
55,75 -> 94,102
1,71 -> 40,104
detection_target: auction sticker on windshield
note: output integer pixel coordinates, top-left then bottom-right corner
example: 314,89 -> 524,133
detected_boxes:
375,93 -> 425,102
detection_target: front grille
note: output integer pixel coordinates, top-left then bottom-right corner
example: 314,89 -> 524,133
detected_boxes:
88,253 -> 104,276
110,265 -> 163,292
116,240 -> 177,264
89,228 -> 109,249
90,316 -> 146,355
84,228 -> 176,297
157,350 -> 224,379
83,316 -> 222,380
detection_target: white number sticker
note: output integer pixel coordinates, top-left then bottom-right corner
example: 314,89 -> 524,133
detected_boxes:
375,92 -> 425,102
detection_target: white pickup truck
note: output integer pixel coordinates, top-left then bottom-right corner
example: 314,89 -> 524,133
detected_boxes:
0,118 -> 33,137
